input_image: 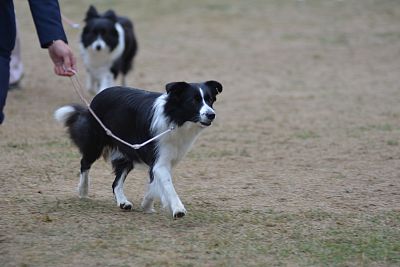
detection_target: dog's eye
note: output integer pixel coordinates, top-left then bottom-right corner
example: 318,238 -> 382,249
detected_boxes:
204,95 -> 213,104
194,95 -> 202,102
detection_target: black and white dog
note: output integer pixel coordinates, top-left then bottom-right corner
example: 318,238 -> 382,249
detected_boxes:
54,81 -> 222,218
80,5 -> 137,93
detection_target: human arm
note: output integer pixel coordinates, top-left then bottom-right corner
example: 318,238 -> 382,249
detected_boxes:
28,0 -> 76,76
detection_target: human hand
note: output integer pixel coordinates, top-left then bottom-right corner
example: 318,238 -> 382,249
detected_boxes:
48,40 -> 77,77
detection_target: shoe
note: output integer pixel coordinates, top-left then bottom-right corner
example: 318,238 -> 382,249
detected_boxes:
8,73 -> 23,91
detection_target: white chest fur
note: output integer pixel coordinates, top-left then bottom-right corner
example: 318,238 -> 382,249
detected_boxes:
156,122 -> 203,167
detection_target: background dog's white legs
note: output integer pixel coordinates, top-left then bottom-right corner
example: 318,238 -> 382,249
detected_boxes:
86,74 -> 95,93
121,75 -> 126,86
142,165 -> 186,218
78,170 -> 89,198
98,72 -> 114,92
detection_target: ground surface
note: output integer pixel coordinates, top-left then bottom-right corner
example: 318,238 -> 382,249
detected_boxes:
1,0 -> 399,266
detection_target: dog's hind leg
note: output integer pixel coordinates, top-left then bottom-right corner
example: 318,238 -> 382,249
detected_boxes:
112,157 -> 134,210
78,169 -> 89,198
78,146 -> 103,198
78,156 -> 95,198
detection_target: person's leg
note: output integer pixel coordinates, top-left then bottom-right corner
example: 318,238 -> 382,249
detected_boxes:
0,0 -> 16,124
0,56 -> 11,124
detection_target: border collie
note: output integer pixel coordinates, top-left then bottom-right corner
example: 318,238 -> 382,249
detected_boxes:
80,5 -> 137,93
54,81 -> 222,218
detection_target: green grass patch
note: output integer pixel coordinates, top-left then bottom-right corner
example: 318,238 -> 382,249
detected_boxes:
294,130 -> 320,140
292,226 -> 400,265
387,140 -> 398,146
319,33 -> 349,45
359,124 -> 394,132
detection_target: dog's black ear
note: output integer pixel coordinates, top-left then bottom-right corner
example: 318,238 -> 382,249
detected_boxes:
205,80 -> 223,96
103,10 -> 118,22
165,82 -> 190,97
85,5 -> 99,22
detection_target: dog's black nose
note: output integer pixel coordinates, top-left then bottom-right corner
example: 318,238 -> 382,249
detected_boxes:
95,45 -> 101,51
206,113 -> 215,120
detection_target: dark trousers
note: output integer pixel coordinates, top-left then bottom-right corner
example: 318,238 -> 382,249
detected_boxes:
0,0 -> 16,124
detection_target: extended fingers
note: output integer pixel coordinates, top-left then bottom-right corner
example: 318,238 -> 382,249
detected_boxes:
54,64 -> 74,77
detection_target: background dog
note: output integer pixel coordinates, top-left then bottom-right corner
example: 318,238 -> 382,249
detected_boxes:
54,81 -> 222,218
80,5 -> 137,93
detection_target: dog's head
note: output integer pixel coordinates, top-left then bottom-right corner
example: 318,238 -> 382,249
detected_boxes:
164,80 -> 223,127
81,5 -> 121,52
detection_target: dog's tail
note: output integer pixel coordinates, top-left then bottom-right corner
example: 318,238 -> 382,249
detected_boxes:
54,104 -> 100,153
54,104 -> 85,126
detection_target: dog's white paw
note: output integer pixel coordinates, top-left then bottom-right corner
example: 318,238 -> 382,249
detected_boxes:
172,206 -> 187,219
78,185 -> 89,198
141,199 -> 156,214
78,171 -> 90,198
143,207 -> 156,214
118,200 -> 133,210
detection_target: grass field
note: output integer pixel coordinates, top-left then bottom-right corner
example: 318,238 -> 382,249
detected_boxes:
1,0 -> 400,266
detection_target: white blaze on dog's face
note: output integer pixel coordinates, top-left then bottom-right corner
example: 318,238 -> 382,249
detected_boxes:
164,81 -> 223,127
198,86 -> 216,127
90,36 -> 107,52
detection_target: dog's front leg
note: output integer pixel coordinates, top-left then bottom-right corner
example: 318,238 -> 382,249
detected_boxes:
98,72 -> 114,92
121,75 -> 126,87
86,74 -> 95,94
142,164 -> 186,218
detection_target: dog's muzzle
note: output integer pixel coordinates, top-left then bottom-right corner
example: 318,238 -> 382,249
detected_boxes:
199,111 -> 216,127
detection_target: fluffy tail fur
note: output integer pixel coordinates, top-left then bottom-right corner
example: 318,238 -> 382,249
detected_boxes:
54,104 -> 104,157
54,104 -> 87,126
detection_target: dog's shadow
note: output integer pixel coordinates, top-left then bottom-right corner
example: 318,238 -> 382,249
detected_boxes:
40,196 -> 195,227
42,196 -> 144,217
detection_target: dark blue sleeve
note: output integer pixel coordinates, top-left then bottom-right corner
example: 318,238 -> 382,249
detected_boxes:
28,0 -> 68,48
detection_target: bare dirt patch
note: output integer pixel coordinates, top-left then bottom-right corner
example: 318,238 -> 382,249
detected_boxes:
1,0 -> 399,266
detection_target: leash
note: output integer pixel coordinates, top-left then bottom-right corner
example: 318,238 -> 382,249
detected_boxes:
61,14 -> 80,29
68,70 -> 175,150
